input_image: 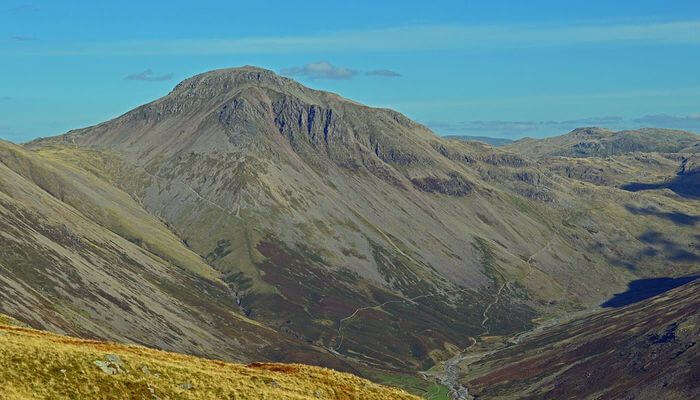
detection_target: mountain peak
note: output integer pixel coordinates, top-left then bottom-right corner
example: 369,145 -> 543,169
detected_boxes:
31,65 -> 433,161
170,66 -> 299,98
182,65 -> 279,81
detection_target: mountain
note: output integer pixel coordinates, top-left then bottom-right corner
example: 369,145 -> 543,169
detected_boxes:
8,66 -> 698,387
0,314 -> 418,400
442,135 -> 514,147
443,278 -> 698,399
505,127 -> 699,158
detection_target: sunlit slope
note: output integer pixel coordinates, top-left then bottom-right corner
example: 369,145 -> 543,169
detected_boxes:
0,139 -> 344,369
0,140 -> 217,280
0,319 -> 418,400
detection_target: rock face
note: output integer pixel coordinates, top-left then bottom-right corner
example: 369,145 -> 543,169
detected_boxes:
9,66 -> 699,373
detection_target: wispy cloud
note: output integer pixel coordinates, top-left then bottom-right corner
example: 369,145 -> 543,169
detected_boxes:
366,69 -> 402,77
633,113 -> 700,130
634,114 -> 700,125
280,62 -> 401,80
428,114 -> 700,137
10,35 -> 37,41
6,4 -> 38,13
561,116 -> 626,125
280,61 -> 358,80
124,69 -> 173,82
9,20 -> 700,56
428,116 -> 625,137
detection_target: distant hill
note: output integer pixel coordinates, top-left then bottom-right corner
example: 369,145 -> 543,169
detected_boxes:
505,127 -> 699,158
0,315 -> 418,400
503,127 -> 699,200
442,135 -> 513,146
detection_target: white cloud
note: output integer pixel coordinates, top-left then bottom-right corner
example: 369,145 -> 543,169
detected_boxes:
633,114 -> 700,130
10,35 -> 37,41
280,62 -> 402,80
280,61 -> 357,80
8,20 -> 700,56
6,4 -> 39,13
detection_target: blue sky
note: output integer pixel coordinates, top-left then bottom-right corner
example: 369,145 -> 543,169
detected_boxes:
1,1 -> 699,142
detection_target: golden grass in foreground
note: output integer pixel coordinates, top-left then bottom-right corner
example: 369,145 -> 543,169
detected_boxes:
0,322 -> 419,400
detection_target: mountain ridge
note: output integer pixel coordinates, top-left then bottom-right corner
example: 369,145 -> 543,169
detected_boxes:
505,126 -> 699,158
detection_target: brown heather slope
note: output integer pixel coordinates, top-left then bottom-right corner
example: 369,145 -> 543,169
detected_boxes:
0,316 -> 417,400
16,66 -> 700,374
452,279 -> 699,400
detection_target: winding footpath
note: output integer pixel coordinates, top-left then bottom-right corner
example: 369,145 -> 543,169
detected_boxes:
435,206 -> 600,399
332,286 -> 473,351
329,229 -> 559,398
480,240 -> 552,332
433,238 -> 554,400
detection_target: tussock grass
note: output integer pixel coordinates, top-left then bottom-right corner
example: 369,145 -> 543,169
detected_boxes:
0,321 -> 418,400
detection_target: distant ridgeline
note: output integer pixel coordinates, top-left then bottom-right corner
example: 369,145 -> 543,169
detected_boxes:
442,135 -> 514,146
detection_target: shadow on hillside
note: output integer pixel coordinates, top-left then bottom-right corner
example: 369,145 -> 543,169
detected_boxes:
625,205 -> 698,226
638,230 -> 699,262
598,229 -> 699,274
601,276 -> 698,308
621,173 -> 699,199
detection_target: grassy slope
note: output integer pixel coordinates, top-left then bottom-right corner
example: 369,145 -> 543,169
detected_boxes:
0,318 -> 418,400
0,141 -> 218,281
0,139 -> 356,370
24,130 -> 699,373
